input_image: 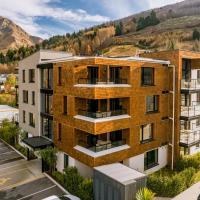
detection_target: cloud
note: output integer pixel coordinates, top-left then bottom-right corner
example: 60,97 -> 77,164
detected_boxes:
0,0 -> 109,38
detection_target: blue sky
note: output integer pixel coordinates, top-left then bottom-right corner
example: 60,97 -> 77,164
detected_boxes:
0,0 -> 184,39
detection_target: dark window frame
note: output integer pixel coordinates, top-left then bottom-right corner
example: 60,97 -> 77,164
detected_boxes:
63,96 -> 67,114
22,70 -> 25,83
32,91 -> 35,105
41,68 -> 53,89
29,113 -> 35,127
23,90 -> 28,103
144,149 -> 158,170
64,154 -> 69,168
23,110 -> 26,123
140,123 -> 153,143
146,95 -> 159,113
58,123 -> 62,141
29,69 -> 35,83
58,67 -> 62,85
41,93 -> 53,115
41,116 -> 53,140
141,67 -> 154,86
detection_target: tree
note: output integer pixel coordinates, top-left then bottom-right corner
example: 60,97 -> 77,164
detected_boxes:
193,29 -> 200,40
39,147 -> 57,173
5,74 -> 16,87
0,52 -> 5,64
136,188 -> 155,200
115,22 -> 123,36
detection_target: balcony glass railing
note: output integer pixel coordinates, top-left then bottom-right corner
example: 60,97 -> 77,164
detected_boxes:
181,79 -> 200,90
78,139 -> 126,152
180,130 -> 200,145
78,78 -> 128,84
181,105 -> 200,117
78,109 -> 127,118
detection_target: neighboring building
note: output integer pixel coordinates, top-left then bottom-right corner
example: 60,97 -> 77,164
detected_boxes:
20,52 -> 173,177
142,50 -> 200,156
0,74 -> 7,84
0,105 -> 18,124
18,50 -> 72,138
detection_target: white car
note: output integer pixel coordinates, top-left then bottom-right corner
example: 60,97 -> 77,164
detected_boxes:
42,194 -> 80,200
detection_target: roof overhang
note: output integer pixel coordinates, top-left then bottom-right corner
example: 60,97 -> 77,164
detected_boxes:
22,136 -> 53,150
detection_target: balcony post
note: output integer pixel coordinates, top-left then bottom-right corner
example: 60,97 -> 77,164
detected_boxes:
107,65 -> 110,83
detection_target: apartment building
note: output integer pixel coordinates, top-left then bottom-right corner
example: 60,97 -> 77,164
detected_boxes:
143,50 -> 200,156
18,50 -> 72,138
24,54 -> 172,178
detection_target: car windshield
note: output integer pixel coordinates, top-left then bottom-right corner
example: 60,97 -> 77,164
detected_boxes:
59,197 -> 70,200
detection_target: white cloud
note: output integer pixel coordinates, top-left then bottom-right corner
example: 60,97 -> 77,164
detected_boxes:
0,0 -> 109,38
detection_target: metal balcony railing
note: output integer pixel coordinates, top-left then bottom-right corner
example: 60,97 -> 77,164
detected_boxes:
78,139 -> 126,152
78,109 -> 127,119
181,104 -> 200,117
78,78 -> 128,84
181,79 -> 200,90
180,130 -> 200,146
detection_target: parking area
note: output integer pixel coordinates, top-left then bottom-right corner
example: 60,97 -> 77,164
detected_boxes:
0,140 -> 22,165
0,177 -> 66,200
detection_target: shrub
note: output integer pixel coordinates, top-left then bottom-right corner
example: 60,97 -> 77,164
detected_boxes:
179,167 -> 196,188
136,187 -> 155,200
52,171 -> 65,185
78,178 -> 93,200
191,171 -> 200,184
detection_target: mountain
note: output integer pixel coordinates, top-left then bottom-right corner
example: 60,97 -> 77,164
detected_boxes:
0,16 -> 42,52
39,0 -> 200,56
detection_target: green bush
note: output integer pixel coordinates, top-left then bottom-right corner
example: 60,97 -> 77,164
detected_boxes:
179,167 -> 196,188
191,170 -> 200,184
136,187 -> 155,200
52,167 -> 94,200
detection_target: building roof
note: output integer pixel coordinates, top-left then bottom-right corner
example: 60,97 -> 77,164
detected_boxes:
39,55 -> 170,65
0,105 -> 18,112
94,163 -> 146,185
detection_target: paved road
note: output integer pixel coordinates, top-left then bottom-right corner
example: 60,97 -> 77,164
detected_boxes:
0,177 -> 65,200
0,140 -> 22,165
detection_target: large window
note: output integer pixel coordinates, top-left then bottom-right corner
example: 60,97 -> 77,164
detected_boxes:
64,154 -> 69,168
32,91 -> 35,105
23,90 -> 28,103
146,95 -> 159,113
22,70 -> 25,83
141,67 -> 154,86
63,96 -> 67,114
144,149 -> 158,170
140,124 -> 153,143
41,93 -> 53,115
29,113 -> 35,127
41,68 -> 53,89
41,117 -> 53,140
29,69 -> 35,83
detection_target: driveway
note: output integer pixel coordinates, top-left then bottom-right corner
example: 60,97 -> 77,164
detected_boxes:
0,177 -> 66,200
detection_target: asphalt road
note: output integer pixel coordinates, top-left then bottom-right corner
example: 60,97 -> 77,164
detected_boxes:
0,177 -> 65,200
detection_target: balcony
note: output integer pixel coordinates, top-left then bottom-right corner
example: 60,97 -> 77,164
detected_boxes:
181,105 -> 200,118
181,79 -> 200,91
78,109 -> 127,119
74,129 -> 130,157
180,130 -> 200,146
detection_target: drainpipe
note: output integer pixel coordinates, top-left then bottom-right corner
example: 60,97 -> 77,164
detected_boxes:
168,64 -> 175,170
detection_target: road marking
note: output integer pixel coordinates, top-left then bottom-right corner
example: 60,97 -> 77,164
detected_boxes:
0,177 -> 11,186
16,185 -> 57,200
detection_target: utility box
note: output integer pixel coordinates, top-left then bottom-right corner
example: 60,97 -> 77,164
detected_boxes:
94,163 -> 146,200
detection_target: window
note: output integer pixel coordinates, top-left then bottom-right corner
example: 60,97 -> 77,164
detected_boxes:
64,154 -> 69,168
23,110 -> 26,123
41,93 -> 53,115
144,149 -> 158,170
63,96 -> 67,114
22,70 -> 25,83
141,67 -> 154,86
58,67 -> 62,85
29,113 -> 35,127
23,90 -> 28,103
29,69 -> 35,83
140,124 -> 153,143
197,118 -> 200,127
41,117 -> 53,140
32,91 -> 35,105
146,95 -> 159,113
58,123 -> 62,141
41,68 -> 53,89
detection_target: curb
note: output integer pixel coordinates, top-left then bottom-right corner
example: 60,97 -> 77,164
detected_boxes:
0,138 -> 27,160
44,172 -> 69,195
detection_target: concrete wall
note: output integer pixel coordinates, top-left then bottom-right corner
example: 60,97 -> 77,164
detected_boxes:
123,145 -> 168,174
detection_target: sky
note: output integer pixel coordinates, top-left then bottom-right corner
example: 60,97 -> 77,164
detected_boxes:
0,0 -> 184,39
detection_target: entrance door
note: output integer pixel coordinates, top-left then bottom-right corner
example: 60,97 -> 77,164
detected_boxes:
88,67 -> 98,84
